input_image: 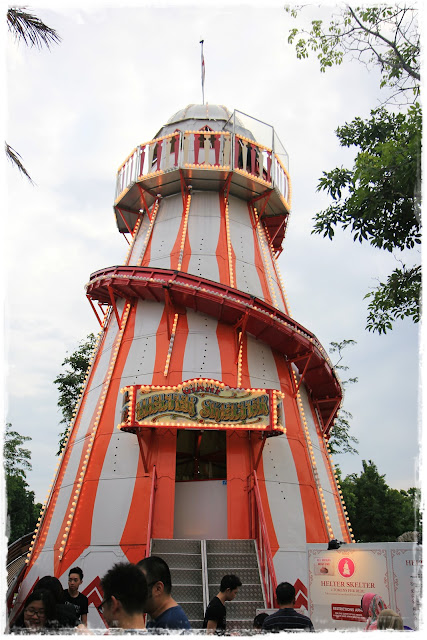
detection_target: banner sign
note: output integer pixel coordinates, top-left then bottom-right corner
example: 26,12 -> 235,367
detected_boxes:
118,378 -> 285,433
307,543 -> 420,631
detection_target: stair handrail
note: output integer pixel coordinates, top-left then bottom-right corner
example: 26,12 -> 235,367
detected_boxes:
252,470 -> 278,608
145,465 -> 157,557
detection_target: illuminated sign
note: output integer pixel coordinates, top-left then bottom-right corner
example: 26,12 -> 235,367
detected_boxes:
118,378 -> 285,433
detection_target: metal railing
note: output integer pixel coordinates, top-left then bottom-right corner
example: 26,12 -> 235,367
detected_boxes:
115,130 -> 290,205
146,465 -> 157,557
249,470 -> 278,608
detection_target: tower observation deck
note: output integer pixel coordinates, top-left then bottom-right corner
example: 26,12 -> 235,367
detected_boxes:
9,103 -> 352,630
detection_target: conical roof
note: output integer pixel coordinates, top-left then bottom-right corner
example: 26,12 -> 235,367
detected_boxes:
154,103 -> 256,140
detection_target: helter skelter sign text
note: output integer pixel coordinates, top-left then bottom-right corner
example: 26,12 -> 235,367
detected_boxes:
118,378 -> 285,433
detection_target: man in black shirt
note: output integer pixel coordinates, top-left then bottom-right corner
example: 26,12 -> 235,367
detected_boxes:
63,566 -> 89,626
262,582 -> 314,632
203,574 -> 242,633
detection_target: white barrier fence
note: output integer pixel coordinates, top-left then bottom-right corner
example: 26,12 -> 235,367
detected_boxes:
115,130 -> 290,205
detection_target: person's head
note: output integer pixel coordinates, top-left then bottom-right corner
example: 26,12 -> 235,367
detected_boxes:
100,562 -> 148,628
23,589 -> 56,631
37,575 -> 65,604
68,566 -> 84,594
137,556 -> 172,615
219,574 -> 242,601
377,609 -> 404,630
276,582 -> 296,606
253,612 -> 268,630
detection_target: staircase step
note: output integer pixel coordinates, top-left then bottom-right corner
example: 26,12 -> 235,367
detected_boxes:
179,602 -> 205,621
208,567 -> 261,585
226,601 -> 266,619
170,568 -> 203,585
153,552 -> 202,569
206,539 -> 255,553
151,539 -> 201,554
209,583 -> 263,601
173,584 -> 203,602
206,552 -> 258,568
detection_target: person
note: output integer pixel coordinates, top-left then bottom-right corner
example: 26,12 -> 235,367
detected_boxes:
99,562 -> 148,631
262,582 -> 314,632
137,555 -> 191,630
203,574 -> 242,633
37,575 -> 78,628
377,609 -> 404,630
10,588 -> 58,632
361,593 -> 387,631
63,566 -> 89,626
253,612 -> 269,630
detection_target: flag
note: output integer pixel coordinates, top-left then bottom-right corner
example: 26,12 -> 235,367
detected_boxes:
200,40 -> 205,104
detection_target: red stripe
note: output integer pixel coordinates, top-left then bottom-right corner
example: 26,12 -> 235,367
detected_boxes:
53,305 -> 137,576
273,353 -> 328,542
26,329 -> 109,573
248,203 -> 273,305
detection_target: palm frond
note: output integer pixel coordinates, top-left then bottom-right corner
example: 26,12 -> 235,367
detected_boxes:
5,142 -> 34,183
7,6 -> 61,49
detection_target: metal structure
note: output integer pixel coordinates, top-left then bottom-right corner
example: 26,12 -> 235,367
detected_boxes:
9,104 -> 353,628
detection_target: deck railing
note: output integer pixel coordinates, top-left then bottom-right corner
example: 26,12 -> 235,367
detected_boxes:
249,469 -> 278,608
116,130 -> 290,206
146,465 -> 157,557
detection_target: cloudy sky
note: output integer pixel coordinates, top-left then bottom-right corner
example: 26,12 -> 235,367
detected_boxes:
2,0 -> 421,506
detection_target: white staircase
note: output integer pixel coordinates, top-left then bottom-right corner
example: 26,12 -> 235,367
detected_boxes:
150,538 -> 266,630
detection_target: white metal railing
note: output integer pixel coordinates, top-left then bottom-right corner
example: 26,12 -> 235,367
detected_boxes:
115,130 -> 290,206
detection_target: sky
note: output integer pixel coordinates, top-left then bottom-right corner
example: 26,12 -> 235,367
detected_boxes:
1,0 -> 422,510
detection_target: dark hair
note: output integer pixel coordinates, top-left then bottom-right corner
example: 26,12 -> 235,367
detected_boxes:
26,589 -> 57,623
69,566 -> 83,580
37,576 -> 65,604
253,612 -> 269,629
276,582 -> 295,605
137,556 -> 172,595
101,562 -> 148,615
219,574 -> 242,592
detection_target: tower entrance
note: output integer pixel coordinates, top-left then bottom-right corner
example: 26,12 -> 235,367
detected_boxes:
174,430 -> 227,539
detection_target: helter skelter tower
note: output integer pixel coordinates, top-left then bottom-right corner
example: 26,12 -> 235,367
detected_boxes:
11,104 -> 353,627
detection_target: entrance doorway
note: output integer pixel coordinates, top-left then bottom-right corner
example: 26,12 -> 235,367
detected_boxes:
174,430 -> 227,539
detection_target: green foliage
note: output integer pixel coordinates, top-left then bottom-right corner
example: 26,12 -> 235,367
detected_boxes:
6,475 -> 42,542
313,104 -> 421,333
327,340 -> 359,456
54,333 -> 97,455
4,423 -> 41,542
6,7 -> 61,181
314,105 -> 421,251
4,422 -> 32,478
341,460 -> 421,542
286,6 -> 421,335
286,5 -> 420,101
7,6 -> 61,49
365,264 -> 421,334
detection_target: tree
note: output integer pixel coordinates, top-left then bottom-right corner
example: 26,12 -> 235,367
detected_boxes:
327,339 -> 359,455
286,5 -> 420,103
340,460 -> 421,542
6,6 -> 61,180
54,334 -> 97,455
285,5 -> 421,334
314,104 -> 421,333
4,423 -> 42,542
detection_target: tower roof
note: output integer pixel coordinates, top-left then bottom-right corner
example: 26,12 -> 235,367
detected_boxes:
154,103 -> 256,140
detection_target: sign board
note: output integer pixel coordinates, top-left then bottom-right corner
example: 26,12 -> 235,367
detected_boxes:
307,543 -> 421,631
118,378 -> 285,433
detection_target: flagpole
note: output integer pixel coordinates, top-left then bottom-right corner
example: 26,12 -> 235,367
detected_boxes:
200,40 -> 205,105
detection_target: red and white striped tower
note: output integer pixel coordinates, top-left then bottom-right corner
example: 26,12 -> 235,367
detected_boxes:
10,104 -> 353,626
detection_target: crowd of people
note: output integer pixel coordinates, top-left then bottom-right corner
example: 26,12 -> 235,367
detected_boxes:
8,558 -> 408,634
